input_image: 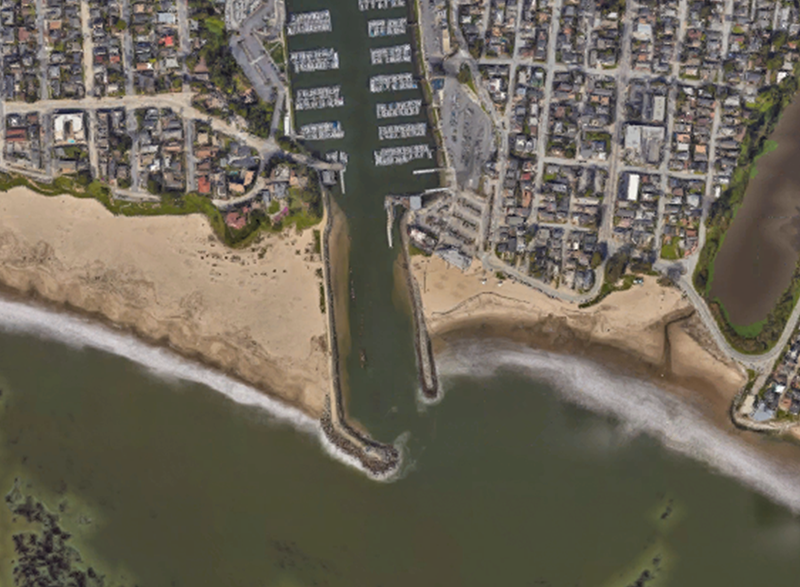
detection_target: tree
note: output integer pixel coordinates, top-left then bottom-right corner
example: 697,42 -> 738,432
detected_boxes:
605,250 -> 630,284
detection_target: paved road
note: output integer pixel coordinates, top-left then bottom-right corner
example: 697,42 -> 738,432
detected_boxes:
184,117 -> 196,191
87,110 -> 99,178
603,0 -> 635,250
126,110 -> 140,191
177,0 -> 191,91
121,0 -> 135,95
81,0 -> 95,96
35,0 -> 49,100
231,1 -> 286,136
664,269 -> 791,370
3,94 -> 340,180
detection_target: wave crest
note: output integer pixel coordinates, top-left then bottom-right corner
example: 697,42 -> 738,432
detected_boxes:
437,338 -> 800,514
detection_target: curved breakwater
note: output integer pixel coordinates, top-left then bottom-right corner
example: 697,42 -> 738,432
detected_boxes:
0,295 -> 402,481
437,338 -> 800,514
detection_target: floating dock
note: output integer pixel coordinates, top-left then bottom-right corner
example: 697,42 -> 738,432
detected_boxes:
286,10 -> 332,36
294,86 -> 345,111
300,121 -> 345,141
359,0 -> 405,11
378,122 -> 427,141
374,144 -> 433,166
376,99 -> 422,119
290,48 -> 340,73
367,18 -> 407,37
369,73 -> 417,93
370,44 -> 412,66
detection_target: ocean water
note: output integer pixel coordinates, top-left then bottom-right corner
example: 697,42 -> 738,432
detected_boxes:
2,303 -> 800,586
3,0 -> 800,585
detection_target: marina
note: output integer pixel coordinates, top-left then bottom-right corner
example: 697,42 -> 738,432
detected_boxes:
358,0 -> 405,11
4,0 -> 800,585
367,18 -> 407,37
370,44 -> 412,65
299,121 -> 345,141
369,73 -> 417,93
374,144 -> 433,166
378,122 -> 427,140
376,99 -> 422,118
294,85 -> 345,111
286,10 -> 332,36
325,151 -> 349,166
289,48 -> 340,73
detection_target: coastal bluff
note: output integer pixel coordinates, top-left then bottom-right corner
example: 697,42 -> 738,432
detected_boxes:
0,187 -> 330,416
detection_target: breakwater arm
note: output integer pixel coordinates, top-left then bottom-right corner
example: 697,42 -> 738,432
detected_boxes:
398,211 -> 440,402
320,190 -> 401,478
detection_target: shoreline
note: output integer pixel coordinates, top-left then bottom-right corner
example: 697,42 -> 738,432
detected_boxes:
0,185 -> 401,480
0,185 -> 403,480
434,336 -> 800,513
0,187 -> 330,416
409,255 -> 800,446
5,184 -> 800,482
0,283 -> 320,415
0,291 -> 400,483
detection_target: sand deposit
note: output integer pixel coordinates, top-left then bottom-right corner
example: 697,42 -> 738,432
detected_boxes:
0,188 -> 329,416
411,255 -> 748,410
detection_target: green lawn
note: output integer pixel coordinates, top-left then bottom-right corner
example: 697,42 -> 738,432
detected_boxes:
660,237 -> 681,260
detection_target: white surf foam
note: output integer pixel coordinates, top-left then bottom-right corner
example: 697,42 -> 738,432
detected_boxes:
437,338 -> 800,514
0,297 -> 391,478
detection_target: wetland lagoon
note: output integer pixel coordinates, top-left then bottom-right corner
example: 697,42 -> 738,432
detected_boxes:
7,1 -> 800,586
710,94 -> 800,327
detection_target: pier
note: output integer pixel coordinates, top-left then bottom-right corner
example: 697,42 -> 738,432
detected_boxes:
378,122 -> 427,141
289,48 -> 340,73
368,18 -> 406,37
369,73 -> 417,93
320,192 -> 401,478
300,121 -> 345,141
399,212 -> 440,401
374,144 -> 433,166
286,10 -> 332,36
294,86 -> 344,111
376,99 -> 421,119
370,44 -> 412,65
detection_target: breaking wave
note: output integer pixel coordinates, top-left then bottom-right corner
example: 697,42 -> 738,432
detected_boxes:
437,338 -> 800,514
6,295 -> 800,501
0,297 -> 382,478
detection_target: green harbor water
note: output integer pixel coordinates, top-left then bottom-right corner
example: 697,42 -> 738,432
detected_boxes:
4,1 -> 800,585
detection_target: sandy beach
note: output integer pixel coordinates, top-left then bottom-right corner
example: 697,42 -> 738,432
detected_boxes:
411,255 -> 748,419
0,187 -> 330,416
